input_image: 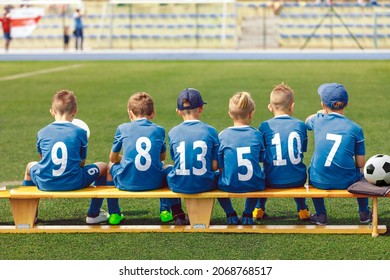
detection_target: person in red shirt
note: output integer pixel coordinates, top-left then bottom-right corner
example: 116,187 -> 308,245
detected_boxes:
0,8 -> 12,51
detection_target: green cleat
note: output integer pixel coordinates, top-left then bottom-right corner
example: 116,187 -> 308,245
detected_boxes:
160,210 -> 174,223
108,213 -> 124,225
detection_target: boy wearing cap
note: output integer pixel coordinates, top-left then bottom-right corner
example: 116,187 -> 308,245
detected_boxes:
305,83 -> 370,225
167,88 -> 238,225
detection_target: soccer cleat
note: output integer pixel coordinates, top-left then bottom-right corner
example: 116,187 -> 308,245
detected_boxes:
227,211 -> 239,225
86,209 -> 109,224
108,213 -> 124,225
241,213 -> 254,225
160,210 -> 174,223
174,213 -> 190,225
359,210 -> 372,224
298,209 -> 311,220
252,208 -> 267,220
309,213 -> 328,226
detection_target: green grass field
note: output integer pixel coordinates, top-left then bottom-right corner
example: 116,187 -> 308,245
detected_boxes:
1,60 -> 390,260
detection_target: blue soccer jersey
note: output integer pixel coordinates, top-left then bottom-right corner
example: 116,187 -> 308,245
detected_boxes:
306,112 -> 365,190
218,126 -> 265,192
260,115 -> 308,188
111,118 -> 167,191
31,121 -> 89,191
167,120 -> 219,194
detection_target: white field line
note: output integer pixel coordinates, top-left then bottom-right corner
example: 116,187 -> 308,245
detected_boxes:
0,64 -> 83,81
0,181 -> 21,189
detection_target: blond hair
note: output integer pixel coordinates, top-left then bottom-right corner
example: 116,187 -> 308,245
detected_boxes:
52,89 -> 77,115
228,91 -> 255,120
270,82 -> 294,111
128,92 -> 154,117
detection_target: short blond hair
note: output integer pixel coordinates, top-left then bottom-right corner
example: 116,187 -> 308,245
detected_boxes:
270,82 -> 294,110
52,89 -> 77,115
229,91 -> 255,120
128,92 -> 154,117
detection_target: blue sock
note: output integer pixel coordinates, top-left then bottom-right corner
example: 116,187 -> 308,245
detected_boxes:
244,198 -> 258,215
294,198 -> 308,211
94,176 -> 107,186
312,198 -> 326,215
217,198 -> 235,215
107,198 -> 121,214
106,180 -> 115,186
22,180 -> 35,186
257,198 -> 267,210
357,197 -> 369,212
160,198 -> 173,212
88,198 -> 104,217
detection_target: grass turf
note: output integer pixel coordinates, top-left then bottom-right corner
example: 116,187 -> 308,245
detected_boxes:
0,60 -> 389,260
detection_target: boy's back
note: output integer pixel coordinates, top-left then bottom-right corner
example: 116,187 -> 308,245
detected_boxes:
112,118 -> 166,191
167,120 -> 219,194
260,115 -> 307,188
218,125 -> 264,192
306,112 -> 364,189
35,121 -> 88,191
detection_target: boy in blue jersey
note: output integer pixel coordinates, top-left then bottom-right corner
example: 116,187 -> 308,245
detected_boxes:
218,92 -> 265,225
306,83 -> 371,225
167,88 -> 236,225
253,83 -> 310,221
23,89 -> 112,224
102,92 -> 174,224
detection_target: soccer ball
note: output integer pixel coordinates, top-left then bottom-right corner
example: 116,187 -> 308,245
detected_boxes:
72,118 -> 90,139
364,154 -> 390,186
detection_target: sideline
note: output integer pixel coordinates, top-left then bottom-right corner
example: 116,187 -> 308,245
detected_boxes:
0,64 -> 83,81
0,49 -> 390,61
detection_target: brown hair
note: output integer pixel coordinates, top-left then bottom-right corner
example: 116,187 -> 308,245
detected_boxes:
51,89 -> 77,115
128,92 -> 154,117
270,82 -> 294,110
228,91 -> 255,120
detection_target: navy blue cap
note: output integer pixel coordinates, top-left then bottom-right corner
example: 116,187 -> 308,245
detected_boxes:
177,88 -> 206,110
318,83 -> 348,110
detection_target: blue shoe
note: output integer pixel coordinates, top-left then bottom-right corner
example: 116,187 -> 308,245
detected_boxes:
227,211 -> 239,225
241,213 -> 254,225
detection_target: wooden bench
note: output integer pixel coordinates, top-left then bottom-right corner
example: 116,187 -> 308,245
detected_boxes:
0,189 -> 10,199
2,186 -> 387,237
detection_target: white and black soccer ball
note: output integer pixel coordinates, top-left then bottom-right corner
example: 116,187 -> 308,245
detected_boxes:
72,118 -> 90,139
364,154 -> 390,186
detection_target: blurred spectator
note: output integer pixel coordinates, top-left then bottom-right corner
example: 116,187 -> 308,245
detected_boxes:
0,7 -> 12,51
64,25 -> 70,50
73,8 -> 85,50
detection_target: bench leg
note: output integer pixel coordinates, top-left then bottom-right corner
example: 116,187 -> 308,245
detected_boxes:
371,197 -> 379,237
9,198 -> 39,229
184,198 -> 214,229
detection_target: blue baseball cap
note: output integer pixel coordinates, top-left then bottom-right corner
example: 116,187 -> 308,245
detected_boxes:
177,88 -> 206,110
318,83 -> 348,110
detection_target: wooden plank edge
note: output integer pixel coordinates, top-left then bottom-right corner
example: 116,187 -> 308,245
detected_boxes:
0,225 -> 386,235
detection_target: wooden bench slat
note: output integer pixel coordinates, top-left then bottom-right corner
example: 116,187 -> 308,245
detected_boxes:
0,190 -> 10,198
9,186 -> 374,199
0,225 -> 386,234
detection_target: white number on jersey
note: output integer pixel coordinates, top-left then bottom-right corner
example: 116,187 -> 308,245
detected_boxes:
271,132 -> 302,166
325,133 -> 342,167
236,147 -> 253,181
135,137 -> 152,171
176,140 -> 208,176
51,141 -> 68,177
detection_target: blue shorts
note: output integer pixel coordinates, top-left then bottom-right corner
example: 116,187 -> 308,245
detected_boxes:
30,163 -> 101,191
4,32 -> 11,41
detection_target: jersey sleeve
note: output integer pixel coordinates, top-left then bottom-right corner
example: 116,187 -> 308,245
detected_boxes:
301,122 -> 308,153
111,126 -> 123,153
355,126 -> 365,156
210,127 -> 220,161
305,112 -> 323,131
